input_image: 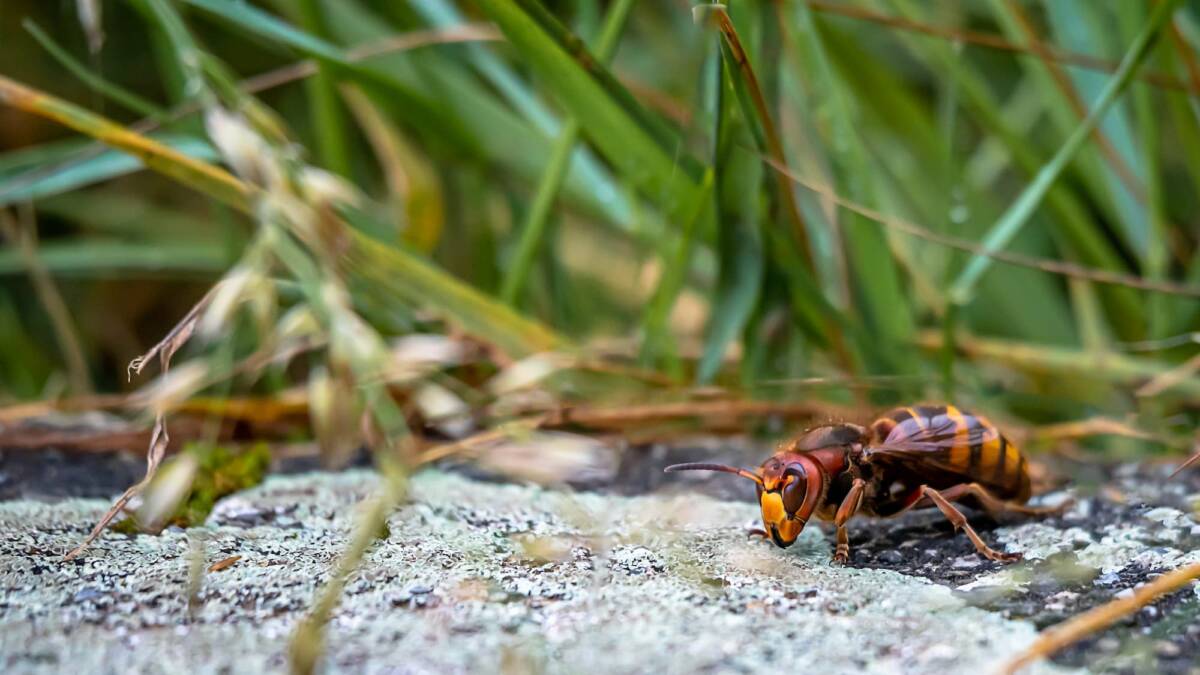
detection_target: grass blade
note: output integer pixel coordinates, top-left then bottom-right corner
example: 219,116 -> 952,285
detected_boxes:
0,74 -> 565,357
341,87 -> 444,252
0,209 -> 93,395
949,0 -> 1182,305
0,75 -> 251,209
23,19 -> 167,120
0,135 -> 219,207
291,0 -> 354,177
699,51 -> 763,384
475,0 -> 707,224
0,240 -> 232,276
881,0 -> 1146,336
789,3 -> 916,375
410,0 -> 634,229
707,6 -> 813,269
184,0 -> 629,230
500,0 -> 636,304
179,0 -> 470,144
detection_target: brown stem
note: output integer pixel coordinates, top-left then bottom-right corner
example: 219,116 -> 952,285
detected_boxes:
805,0 -> 1192,92
1001,561 -> 1200,673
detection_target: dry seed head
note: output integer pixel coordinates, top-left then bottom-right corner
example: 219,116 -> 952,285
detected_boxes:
205,106 -> 284,190
487,353 -> 573,395
320,279 -> 353,315
474,432 -> 616,486
260,191 -> 317,245
198,265 -> 257,339
137,361 -> 209,412
330,308 -> 389,373
308,366 -> 363,469
384,334 -> 466,384
488,388 -> 558,419
75,0 -> 103,53
275,305 -> 320,342
299,166 -> 362,207
413,382 -> 473,438
247,276 -> 278,336
134,452 -> 200,531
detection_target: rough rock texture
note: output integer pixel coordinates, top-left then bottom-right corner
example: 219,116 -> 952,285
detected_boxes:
0,469 -> 1061,675
2,451 -> 1200,674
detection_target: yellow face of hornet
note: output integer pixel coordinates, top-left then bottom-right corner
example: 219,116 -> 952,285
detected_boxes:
758,488 -> 805,547
755,454 -> 820,548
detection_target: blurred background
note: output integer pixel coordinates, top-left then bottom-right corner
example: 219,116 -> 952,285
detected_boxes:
1,0 -> 1199,470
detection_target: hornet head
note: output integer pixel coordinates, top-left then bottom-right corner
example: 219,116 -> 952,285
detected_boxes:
664,452 -> 826,548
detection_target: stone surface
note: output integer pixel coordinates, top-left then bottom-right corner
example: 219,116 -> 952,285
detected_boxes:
2,449 -> 1200,674
0,470 -> 1061,675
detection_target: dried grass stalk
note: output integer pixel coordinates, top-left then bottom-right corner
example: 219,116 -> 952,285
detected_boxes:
1001,562 -> 1200,673
64,287 -> 217,560
63,416 -> 170,560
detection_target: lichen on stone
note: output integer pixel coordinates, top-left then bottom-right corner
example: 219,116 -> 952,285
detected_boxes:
0,470 -> 1072,674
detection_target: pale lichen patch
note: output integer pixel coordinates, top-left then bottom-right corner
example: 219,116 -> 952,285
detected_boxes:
0,470 -> 1071,674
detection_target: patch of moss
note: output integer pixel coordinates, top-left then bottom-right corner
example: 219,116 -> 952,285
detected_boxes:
113,442 -> 271,534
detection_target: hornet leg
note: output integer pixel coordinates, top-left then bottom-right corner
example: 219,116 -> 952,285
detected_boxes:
920,485 -> 1022,563
936,482 -> 1072,518
832,478 -> 867,564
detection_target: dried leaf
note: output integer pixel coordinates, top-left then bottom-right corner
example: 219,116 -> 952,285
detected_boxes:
128,284 -> 220,380
207,555 -> 242,573
298,166 -> 360,208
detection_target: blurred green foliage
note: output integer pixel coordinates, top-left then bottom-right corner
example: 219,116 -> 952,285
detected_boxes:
1,0 -> 1199,456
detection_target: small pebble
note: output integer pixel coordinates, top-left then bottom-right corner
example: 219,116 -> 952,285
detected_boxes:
1154,640 -> 1182,658
877,550 -> 905,565
1028,577 -> 1060,594
73,587 -> 104,603
917,643 -> 958,662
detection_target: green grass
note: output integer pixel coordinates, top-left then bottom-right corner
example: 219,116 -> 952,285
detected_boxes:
0,0 -> 1198,451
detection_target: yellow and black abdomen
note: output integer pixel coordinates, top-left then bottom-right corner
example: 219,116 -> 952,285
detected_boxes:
871,405 -> 1031,502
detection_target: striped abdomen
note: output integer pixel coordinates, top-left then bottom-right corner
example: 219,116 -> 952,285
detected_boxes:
871,405 -> 1030,501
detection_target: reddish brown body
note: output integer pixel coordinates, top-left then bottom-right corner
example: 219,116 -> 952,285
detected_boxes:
667,404 -> 1063,564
